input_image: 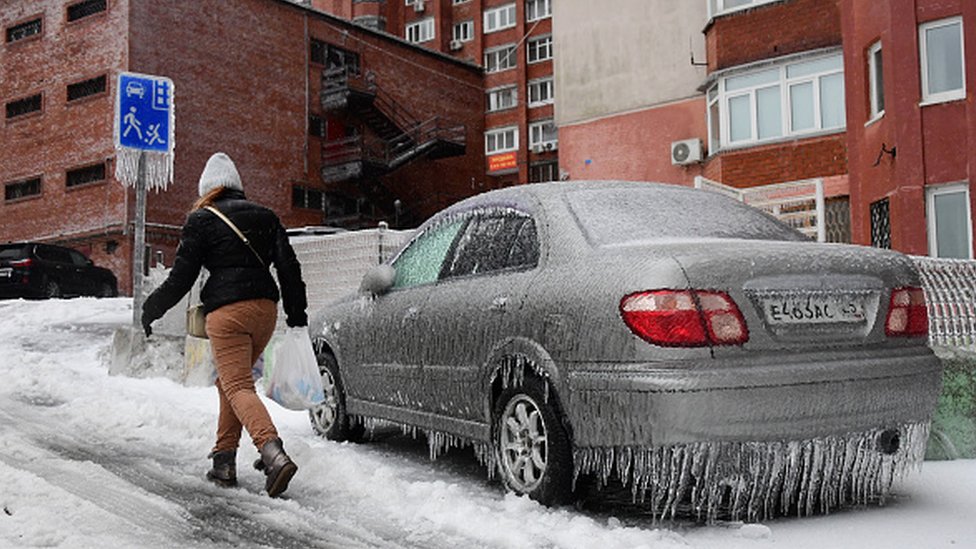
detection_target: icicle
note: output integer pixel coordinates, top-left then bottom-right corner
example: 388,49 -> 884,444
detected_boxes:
114,148 -> 174,191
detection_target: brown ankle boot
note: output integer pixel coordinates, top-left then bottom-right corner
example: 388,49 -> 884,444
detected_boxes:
258,438 -> 297,497
206,450 -> 237,487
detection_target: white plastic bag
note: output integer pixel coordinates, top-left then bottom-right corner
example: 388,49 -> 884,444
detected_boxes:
262,327 -> 325,410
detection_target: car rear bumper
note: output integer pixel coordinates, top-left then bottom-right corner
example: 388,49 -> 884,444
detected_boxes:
564,345 -> 943,448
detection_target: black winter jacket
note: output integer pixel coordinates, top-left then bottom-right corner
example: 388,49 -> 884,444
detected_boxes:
142,190 -> 308,327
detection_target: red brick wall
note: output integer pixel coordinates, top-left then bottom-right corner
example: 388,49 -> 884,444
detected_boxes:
706,0 -> 842,71
703,134 -> 847,187
0,0 -> 129,288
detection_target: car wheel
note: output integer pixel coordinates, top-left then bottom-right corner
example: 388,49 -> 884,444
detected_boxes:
44,279 -> 61,299
493,377 -> 573,506
97,282 -> 115,298
308,352 -> 363,442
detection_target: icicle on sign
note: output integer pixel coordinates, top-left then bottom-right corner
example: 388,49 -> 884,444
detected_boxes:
113,72 -> 175,191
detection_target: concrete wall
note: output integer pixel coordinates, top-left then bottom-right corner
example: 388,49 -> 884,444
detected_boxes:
552,0 -> 708,127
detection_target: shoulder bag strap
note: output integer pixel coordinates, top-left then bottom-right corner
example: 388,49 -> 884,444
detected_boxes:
203,206 -> 267,268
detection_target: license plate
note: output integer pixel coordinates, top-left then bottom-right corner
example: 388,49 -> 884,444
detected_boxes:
763,295 -> 865,325
0,268 -> 11,278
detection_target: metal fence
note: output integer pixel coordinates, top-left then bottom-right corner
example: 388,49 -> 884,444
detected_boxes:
912,256 -> 976,348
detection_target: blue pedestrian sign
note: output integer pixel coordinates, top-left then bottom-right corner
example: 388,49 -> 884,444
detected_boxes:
114,72 -> 174,153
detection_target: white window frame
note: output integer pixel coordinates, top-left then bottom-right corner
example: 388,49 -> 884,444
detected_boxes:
453,20 -> 474,42
484,45 -> 517,73
528,119 -> 558,148
406,18 -> 435,43
528,77 -> 554,107
484,3 -> 516,34
708,0 -> 780,18
452,0 -> 471,4
486,126 -> 519,154
867,40 -> 885,121
926,182 -> 973,259
526,0 -> 552,22
487,85 -> 518,112
527,35 -> 552,64
707,51 -> 846,151
919,17 -> 966,105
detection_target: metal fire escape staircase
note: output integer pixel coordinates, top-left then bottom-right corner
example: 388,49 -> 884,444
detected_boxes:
320,67 -> 466,183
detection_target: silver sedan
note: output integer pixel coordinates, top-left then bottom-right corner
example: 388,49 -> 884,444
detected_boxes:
308,181 -> 942,522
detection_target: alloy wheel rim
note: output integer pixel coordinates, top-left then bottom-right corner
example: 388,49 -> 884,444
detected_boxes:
499,394 -> 548,493
311,368 -> 339,431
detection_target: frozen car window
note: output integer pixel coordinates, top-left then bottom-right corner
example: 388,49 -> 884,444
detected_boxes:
0,246 -> 28,260
566,186 -> 808,246
393,218 -> 465,289
443,213 -> 538,278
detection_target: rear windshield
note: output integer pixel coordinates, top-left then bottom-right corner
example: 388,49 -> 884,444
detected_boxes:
566,186 -> 809,246
0,245 -> 29,261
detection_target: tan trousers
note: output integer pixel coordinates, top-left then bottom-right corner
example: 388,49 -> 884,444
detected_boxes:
206,298 -> 279,453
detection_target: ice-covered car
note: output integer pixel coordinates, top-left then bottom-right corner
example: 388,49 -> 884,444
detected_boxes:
307,181 -> 942,521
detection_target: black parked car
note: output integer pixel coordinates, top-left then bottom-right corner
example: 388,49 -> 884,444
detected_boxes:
0,242 -> 118,299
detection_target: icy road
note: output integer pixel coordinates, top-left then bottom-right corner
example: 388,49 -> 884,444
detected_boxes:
0,298 -> 974,549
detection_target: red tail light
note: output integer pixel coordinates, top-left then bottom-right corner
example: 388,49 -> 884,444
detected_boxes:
10,258 -> 32,268
885,287 -> 928,338
620,289 -> 749,347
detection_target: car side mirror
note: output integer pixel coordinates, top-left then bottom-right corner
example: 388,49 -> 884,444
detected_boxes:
360,264 -> 395,296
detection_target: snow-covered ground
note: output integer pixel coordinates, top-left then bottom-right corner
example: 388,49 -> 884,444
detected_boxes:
1,298 -> 974,549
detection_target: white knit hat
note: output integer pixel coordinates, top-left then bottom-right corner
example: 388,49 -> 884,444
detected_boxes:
198,152 -> 243,197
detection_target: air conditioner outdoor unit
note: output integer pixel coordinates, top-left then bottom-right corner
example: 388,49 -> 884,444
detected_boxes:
414,0 -> 425,12
545,142 -> 557,151
671,138 -> 702,165
449,39 -> 463,51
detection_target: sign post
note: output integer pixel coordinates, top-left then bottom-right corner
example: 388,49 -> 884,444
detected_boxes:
113,72 -> 175,328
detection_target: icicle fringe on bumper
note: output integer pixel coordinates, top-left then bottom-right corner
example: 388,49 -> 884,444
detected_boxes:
573,422 -> 930,522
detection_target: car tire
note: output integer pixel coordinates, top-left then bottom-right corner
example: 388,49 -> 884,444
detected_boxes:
493,377 -> 574,506
308,352 -> 364,442
97,282 -> 115,298
44,279 -> 61,299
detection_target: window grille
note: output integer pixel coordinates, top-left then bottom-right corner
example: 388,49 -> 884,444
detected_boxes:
4,177 -> 41,201
67,75 -> 106,102
67,0 -> 107,22
66,163 -> 106,188
5,94 -> 42,119
5,18 -> 41,43
870,198 -> 891,249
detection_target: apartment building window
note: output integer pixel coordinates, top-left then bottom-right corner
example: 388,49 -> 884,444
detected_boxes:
708,0 -> 778,18
293,185 -> 326,211
66,0 -> 107,22
919,17 -> 965,104
870,198 -> 891,249
453,0 -> 471,4
529,161 -> 558,183
528,119 -> 557,148
5,94 -> 42,120
453,20 -> 474,42
487,86 -> 518,112
484,45 -> 517,73
706,52 -> 845,150
353,16 -> 386,31
527,35 -> 552,64
312,40 -> 361,75
484,4 -> 516,34
526,0 -> 552,22
66,162 -> 106,188
486,126 -> 518,154
867,41 -> 884,119
407,18 -> 435,43
528,77 -> 554,106
4,177 -> 41,202
5,17 -> 41,44
67,74 -> 107,102
927,183 -> 973,259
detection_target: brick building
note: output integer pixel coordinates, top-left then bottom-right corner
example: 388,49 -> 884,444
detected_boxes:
1,0 -> 485,295
308,0 -> 557,185
554,0 -> 975,258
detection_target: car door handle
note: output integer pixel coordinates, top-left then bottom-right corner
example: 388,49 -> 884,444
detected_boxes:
489,296 -> 508,311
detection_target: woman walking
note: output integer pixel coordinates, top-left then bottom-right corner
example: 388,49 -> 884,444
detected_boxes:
142,152 -> 308,497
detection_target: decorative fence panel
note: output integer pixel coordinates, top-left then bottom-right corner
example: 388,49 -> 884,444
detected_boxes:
912,256 -> 976,348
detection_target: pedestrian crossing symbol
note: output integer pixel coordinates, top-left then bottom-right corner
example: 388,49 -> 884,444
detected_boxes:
115,72 -> 174,153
